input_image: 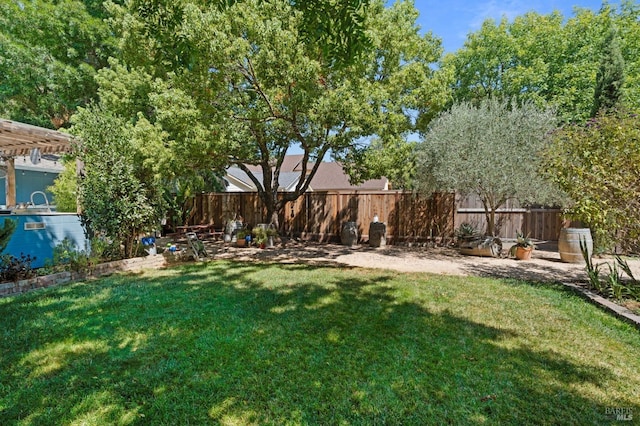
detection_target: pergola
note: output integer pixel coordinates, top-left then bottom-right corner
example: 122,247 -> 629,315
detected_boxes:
0,119 -> 74,206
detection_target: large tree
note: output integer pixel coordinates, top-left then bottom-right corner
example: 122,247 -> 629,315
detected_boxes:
446,2 -> 640,123
415,98 -> 560,236
102,0 -> 447,226
0,0 -> 119,129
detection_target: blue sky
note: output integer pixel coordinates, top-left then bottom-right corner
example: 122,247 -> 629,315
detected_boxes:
411,0 -> 612,52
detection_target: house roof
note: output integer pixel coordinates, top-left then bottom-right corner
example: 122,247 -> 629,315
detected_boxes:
225,167 -> 254,190
225,167 -> 301,191
0,119 -> 74,157
226,155 -> 389,192
309,162 -> 388,191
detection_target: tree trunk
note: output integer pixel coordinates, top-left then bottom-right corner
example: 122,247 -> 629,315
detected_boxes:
481,201 -> 496,237
487,209 -> 496,237
263,190 -> 280,229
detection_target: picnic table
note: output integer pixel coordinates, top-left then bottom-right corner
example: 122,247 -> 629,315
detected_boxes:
175,224 -> 223,240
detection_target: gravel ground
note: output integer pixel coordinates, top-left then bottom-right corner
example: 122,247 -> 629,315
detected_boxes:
196,239 -> 640,284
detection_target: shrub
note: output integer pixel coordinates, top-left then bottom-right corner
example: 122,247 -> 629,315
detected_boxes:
581,238 -> 640,302
544,109 -> 640,252
0,253 -> 36,282
0,218 -> 17,254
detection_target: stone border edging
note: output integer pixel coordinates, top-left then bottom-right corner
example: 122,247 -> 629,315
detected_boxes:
561,281 -> 640,330
0,255 -> 167,298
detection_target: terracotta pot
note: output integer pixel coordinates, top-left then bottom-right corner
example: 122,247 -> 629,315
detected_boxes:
514,246 -> 533,260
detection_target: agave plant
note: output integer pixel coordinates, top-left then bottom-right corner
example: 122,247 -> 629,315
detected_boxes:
508,231 -> 536,260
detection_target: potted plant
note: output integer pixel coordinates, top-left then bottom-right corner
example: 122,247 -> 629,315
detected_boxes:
510,231 -> 535,260
455,222 -> 481,245
236,229 -> 250,247
456,222 -> 502,257
252,225 -> 278,249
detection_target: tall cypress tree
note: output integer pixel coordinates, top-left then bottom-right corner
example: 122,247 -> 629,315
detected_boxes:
591,27 -> 625,117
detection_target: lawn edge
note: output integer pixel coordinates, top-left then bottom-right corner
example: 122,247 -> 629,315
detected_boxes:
560,281 -> 640,330
0,254 -> 167,297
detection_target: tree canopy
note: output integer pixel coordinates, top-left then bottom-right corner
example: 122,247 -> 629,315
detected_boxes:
98,0 -> 448,225
415,98 -> 560,236
446,2 -> 640,123
0,0 -> 119,128
544,109 -> 640,251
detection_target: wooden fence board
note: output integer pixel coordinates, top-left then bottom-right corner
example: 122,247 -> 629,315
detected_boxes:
188,192 -> 562,242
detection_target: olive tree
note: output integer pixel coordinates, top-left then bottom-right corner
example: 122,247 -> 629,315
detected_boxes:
415,98 -> 561,236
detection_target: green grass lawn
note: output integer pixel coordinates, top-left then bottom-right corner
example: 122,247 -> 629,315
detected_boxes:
1,261 -> 639,425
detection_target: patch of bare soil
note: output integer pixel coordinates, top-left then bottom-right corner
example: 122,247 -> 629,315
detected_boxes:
199,239 -> 640,284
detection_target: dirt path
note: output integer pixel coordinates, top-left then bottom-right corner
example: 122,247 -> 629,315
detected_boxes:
200,239 -> 640,284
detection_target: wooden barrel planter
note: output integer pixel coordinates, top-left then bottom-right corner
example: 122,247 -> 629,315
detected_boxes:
558,228 -> 592,263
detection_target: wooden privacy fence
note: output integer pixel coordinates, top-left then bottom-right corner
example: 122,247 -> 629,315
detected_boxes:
454,208 -> 563,242
187,192 -> 563,243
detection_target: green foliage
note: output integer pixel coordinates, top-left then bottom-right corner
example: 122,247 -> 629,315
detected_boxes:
50,237 -> 91,273
252,225 -> 277,245
514,231 -> 535,249
544,109 -> 640,251
0,0 -> 117,128
105,0 -> 448,226
294,0 -> 370,69
88,236 -> 122,262
455,222 -> 480,239
71,104 -> 165,259
582,237 -> 604,292
581,238 -> 640,302
47,157 -> 78,212
0,218 -> 17,255
448,4 -> 640,123
235,228 -> 250,240
0,253 -> 36,282
416,98 -> 561,236
45,236 -> 127,275
509,231 -> 535,258
343,138 -> 418,190
591,27 -> 625,116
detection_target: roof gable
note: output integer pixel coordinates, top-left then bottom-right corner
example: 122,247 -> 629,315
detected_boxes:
226,156 -> 388,192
